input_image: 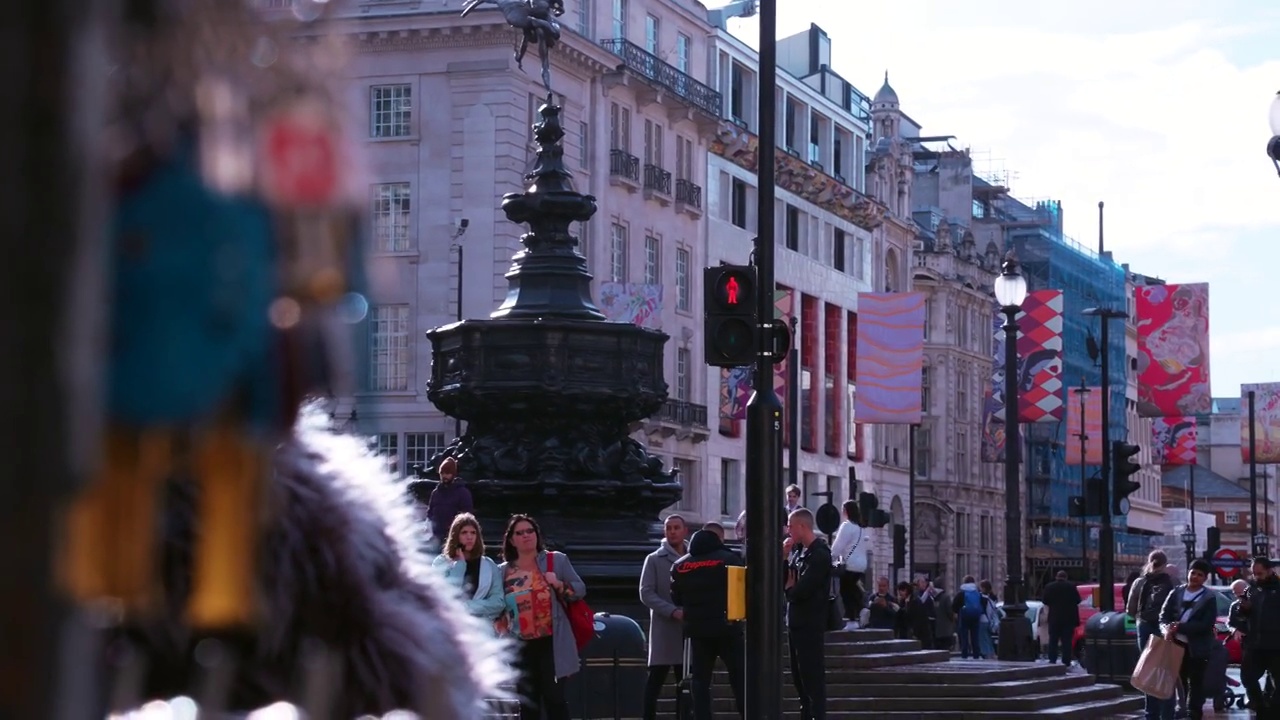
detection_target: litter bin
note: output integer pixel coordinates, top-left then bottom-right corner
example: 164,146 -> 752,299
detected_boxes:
564,612 -> 648,719
1082,611 -> 1139,684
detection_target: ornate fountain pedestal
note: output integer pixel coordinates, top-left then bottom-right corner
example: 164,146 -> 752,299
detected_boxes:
414,98 -> 680,613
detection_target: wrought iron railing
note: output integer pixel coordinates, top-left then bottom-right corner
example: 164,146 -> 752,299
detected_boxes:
599,38 -> 723,118
609,149 -> 639,182
656,399 -> 708,427
675,179 -> 702,210
643,164 -> 672,196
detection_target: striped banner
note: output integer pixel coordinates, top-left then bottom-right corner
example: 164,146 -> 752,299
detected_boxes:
854,292 -> 926,424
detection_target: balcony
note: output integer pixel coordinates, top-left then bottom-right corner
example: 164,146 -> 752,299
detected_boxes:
643,164 -> 672,205
643,399 -> 710,443
675,178 -> 702,217
609,148 -> 640,191
599,38 -> 722,126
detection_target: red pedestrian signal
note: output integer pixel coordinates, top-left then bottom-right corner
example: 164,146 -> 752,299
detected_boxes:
703,265 -> 757,367
724,277 -> 740,305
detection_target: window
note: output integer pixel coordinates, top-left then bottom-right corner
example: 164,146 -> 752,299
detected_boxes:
956,367 -> 969,420
643,119 -> 664,167
785,204 -> 799,251
370,182 -> 413,253
644,14 -> 659,54
609,102 -> 631,152
576,0 -> 592,37
674,457 -> 696,510
833,228 -> 846,272
956,553 -> 970,578
405,432 -> 447,476
921,365 -> 931,414
1226,511 -> 1240,525
979,515 -> 992,550
374,433 -> 399,462
644,235 -> 660,284
370,84 -> 412,138
955,512 -> 971,547
368,305 -> 411,391
914,424 -> 930,477
609,223 -> 628,282
675,33 -> 690,74
676,135 -> 693,181
675,247 -> 690,312
730,178 -> 748,229
676,348 -> 691,401
577,220 -> 590,263
978,555 -> 993,583
611,0 -> 626,38
579,120 -> 590,168
833,130 -> 846,179
957,430 -> 969,481
923,298 -> 932,341
720,458 -> 741,517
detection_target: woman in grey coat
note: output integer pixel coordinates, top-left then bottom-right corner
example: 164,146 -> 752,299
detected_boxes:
498,514 -> 587,720
639,514 -> 688,720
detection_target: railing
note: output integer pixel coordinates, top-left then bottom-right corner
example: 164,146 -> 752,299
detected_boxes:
609,149 -> 639,182
675,179 -> 702,210
599,38 -> 723,118
643,164 -> 672,196
655,399 -> 708,428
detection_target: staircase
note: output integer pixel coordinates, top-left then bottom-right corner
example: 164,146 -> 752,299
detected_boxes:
655,628 -> 1144,719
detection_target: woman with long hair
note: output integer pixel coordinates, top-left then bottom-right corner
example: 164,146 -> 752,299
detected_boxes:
431,513 -> 506,627
498,514 -> 586,720
829,500 -> 868,630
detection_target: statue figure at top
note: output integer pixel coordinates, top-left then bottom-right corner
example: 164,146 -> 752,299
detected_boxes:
461,0 -> 565,92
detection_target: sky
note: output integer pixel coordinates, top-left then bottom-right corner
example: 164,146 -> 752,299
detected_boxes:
717,0 -> 1280,399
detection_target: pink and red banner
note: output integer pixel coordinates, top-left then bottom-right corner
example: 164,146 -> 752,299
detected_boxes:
854,292 -> 926,424
1153,416 -> 1197,465
1241,383 -> 1280,464
1136,283 -> 1211,417
1065,386 -> 1104,465
1015,290 -> 1065,423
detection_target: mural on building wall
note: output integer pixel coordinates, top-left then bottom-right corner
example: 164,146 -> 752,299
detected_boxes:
1136,282 -> 1211,417
1065,386 -> 1104,465
988,291 -> 1064,425
709,121 -> 887,231
1153,416 -> 1197,465
598,283 -> 662,329
854,292 -> 925,424
719,366 -> 751,421
1241,382 -> 1280,463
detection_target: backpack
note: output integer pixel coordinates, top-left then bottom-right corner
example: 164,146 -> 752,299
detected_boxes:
1137,574 -> 1168,624
960,588 -> 984,621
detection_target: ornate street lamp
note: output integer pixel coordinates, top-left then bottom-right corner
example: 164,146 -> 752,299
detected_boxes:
1181,526 -> 1196,569
1268,91 -> 1280,176
994,252 -> 1030,661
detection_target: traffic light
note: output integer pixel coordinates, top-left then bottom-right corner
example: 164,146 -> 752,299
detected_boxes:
1068,476 -> 1105,517
703,265 -> 757,367
893,523 -> 907,569
1206,526 -> 1221,559
1111,440 -> 1142,515
858,492 -> 891,528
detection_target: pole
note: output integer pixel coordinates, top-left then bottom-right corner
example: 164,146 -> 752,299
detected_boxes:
1076,379 -> 1088,579
455,244 -> 464,439
1098,315 -> 1115,611
908,424 -> 917,579
1251,390 -> 1261,556
997,304 -> 1027,660
1189,463 -> 1197,566
745,0 -> 782,716
789,315 -> 799,490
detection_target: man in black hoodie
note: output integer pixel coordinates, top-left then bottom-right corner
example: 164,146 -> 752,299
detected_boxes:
1239,556 -> 1280,711
785,508 -> 832,720
670,529 -> 745,720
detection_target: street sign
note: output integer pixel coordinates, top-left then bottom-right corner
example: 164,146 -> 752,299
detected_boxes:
1212,548 -> 1245,577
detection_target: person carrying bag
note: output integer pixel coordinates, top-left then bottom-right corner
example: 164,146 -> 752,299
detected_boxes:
828,500 -> 868,631
1132,634 -> 1186,700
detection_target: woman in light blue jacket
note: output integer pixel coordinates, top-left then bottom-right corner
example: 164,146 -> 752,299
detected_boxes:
431,513 -> 506,629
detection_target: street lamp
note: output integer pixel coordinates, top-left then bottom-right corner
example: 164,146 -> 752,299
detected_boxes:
1181,526 -> 1196,569
1254,532 -> 1270,559
1268,91 -> 1280,177
994,251 -> 1031,661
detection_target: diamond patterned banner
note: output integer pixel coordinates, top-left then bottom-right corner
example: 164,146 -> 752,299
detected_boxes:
1015,290 -> 1064,423
1153,416 -> 1197,465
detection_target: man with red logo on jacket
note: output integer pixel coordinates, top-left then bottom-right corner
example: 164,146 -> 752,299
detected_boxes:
670,529 -> 746,720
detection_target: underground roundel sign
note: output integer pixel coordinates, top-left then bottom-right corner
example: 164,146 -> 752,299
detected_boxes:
1212,547 -> 1243,578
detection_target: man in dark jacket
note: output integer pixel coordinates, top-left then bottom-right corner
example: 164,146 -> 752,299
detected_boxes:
785,508 -> 831,720
1160,559 -> 1219,720
670,529 -> 745,720
424,456 -> 473,544
1041,570 -> 1081,666
1239,556 -> 1280,711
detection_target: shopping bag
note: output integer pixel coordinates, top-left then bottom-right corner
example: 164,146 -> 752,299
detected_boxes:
1130,635 -> 1185,700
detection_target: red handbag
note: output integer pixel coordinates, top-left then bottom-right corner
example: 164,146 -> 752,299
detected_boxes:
547,552 -> 594,651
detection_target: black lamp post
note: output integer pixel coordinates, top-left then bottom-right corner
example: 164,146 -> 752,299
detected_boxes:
994,251 -> 1031,661
1181,526 -> 1196,569
1268,91 -> 1280,176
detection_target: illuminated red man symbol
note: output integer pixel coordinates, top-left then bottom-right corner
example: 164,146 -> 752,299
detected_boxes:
724,276 -> 740,305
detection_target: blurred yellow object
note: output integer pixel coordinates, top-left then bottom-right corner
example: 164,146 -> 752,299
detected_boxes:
727,565 -> 746,620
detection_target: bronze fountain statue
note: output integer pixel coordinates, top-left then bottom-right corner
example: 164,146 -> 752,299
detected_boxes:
461,0 -> 565,92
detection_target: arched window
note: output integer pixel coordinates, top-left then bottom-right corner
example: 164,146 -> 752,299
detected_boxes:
885,247 -> 899,292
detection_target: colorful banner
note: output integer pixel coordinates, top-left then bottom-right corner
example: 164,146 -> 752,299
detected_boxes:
980,389 -> 1004,462
598,282 -> 662,329
719,366 -> 751,421
854,292 -> 925,424
1241,383 -> 1280,463
1015,290 -> 1065,423
1153,416 -> 1197,465
1136,282 -> 1211,417
1065,386 -> 1104,466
